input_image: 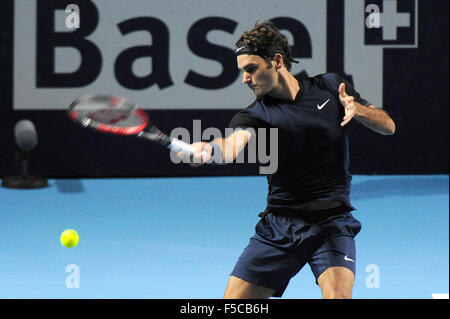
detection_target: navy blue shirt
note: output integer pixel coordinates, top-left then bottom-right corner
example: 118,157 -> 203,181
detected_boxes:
229,73 -> 371,212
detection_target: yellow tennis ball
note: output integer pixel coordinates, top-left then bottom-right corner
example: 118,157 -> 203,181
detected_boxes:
60,229 -> 79,248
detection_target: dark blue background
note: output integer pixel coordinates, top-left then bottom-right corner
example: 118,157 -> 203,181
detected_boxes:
0,0 -> 448,178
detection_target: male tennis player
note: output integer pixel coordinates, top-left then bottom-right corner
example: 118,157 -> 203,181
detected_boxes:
189,21 -> 395,299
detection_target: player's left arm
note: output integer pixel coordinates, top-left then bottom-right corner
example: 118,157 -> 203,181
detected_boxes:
339,82 -> 396,135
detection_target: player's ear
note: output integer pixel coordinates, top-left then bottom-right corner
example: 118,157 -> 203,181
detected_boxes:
274,53 -> 284,70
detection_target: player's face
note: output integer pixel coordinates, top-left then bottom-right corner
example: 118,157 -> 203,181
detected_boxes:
237,55 -> 277,98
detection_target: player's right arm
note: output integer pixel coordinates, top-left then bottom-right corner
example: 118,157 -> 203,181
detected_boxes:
186,103 -> 258,165
190,129 -> 252,164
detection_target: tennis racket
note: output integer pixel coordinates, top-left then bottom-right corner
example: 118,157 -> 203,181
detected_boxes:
67,94 -> 198,157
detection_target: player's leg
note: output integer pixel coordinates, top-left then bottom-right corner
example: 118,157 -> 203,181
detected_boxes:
308,235 -> 358,299
317,266 -> 354,299
223,275 -> 275,299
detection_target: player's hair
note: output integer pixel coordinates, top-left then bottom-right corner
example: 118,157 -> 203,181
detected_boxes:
235,21 -> 294,71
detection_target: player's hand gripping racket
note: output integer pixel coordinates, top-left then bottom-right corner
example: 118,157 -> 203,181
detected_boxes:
68,94 -> 199,158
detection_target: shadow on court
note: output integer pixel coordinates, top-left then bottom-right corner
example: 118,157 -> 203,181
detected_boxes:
54,179 -> 85,193
351,176 -> 449,200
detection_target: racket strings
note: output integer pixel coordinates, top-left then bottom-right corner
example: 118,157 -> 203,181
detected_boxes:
69,95 -> 150,135
88,109 -> 130,125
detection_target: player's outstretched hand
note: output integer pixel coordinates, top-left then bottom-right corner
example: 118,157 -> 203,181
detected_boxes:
339,82 -> 357,127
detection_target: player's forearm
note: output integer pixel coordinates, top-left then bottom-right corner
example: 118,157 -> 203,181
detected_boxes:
212,132 -> 250,163
354,103 -> 396,135
210,138 -> 227,163
213,138 -> 241,163
210,137 -> 238,163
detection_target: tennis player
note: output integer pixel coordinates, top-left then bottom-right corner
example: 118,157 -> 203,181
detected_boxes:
190,21 -> 395,299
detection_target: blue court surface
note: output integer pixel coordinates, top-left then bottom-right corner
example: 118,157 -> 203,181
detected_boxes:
0,175 -> 448,299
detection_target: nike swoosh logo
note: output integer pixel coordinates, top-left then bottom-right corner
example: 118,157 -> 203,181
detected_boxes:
344,255 -> 355,263
236,46 -> 247,53
317,99 -> 330,110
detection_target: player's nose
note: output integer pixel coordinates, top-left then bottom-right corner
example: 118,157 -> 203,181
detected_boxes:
242,72 -> 251,84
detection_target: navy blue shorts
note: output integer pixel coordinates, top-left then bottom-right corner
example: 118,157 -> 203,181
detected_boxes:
230,209 -> 361,297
